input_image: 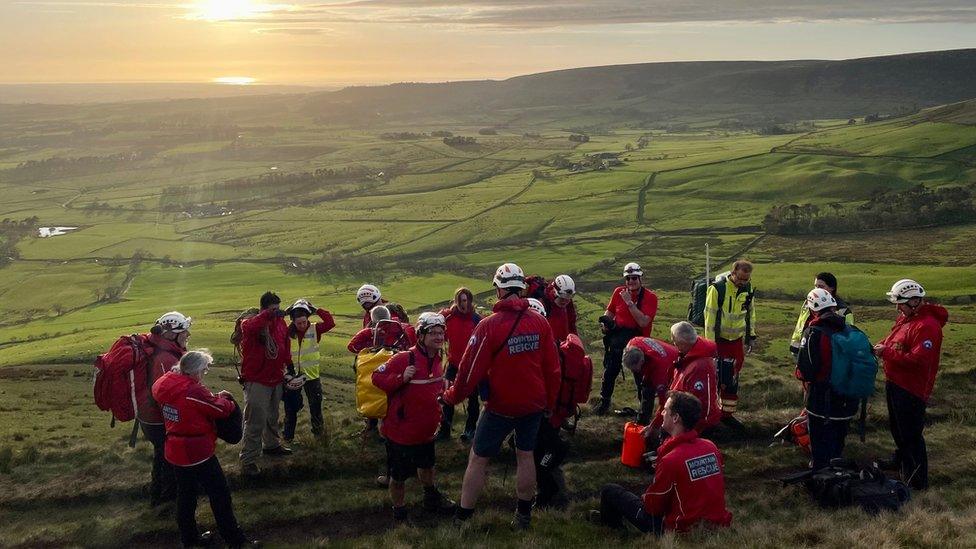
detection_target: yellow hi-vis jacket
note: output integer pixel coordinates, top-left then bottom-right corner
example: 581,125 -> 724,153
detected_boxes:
295,328 -> 322,380
704,276 -> 757,342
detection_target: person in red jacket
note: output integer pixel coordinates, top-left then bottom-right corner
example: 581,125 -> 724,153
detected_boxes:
544,275 -> 578,343
371,312 -> 455,523
152,350 -> 257,548
592,391 -> 732,535
133,311 -> 191,507
443,262 -> 561,530
347,306 -> 416,354
649,322 -> 720,435
437,287 -> 483,442
596,262 -> 659,415
873,279 -> 947,490
621,336 -> 680,425
282,299 -> 336,442
238,291 -> 292,477
358,283 -> 399,327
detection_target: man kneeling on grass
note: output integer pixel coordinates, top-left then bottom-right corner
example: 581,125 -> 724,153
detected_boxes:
591,391 -> 732,535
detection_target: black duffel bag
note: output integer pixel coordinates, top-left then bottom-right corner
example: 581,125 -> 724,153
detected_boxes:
215,399 -> 243,445
783,460 -> 911,515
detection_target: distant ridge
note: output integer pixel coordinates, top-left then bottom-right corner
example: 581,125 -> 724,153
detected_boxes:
304,49 -> 976,122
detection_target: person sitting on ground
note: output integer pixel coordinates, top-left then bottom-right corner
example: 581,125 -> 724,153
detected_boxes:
238,291 -> 292,477
794,288 -> 859,470
282,299 -> 335,443
591,391 -> 732,535
347,306 -> 415,353
371,312 -> 456,524
648,322 -> 720,438
621,336 -> 680,425
152,349 -> 258,548
437,287 -> 483,442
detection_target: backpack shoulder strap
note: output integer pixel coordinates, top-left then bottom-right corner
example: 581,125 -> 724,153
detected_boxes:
636,287 -> 645,309
492,308 -> 526,359
712,279 -> 726,339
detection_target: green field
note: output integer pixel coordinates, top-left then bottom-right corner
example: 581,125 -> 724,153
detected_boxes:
1,97 -> 976,547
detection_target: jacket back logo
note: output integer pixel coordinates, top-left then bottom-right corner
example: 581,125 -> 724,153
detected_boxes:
686,453 -> 719,481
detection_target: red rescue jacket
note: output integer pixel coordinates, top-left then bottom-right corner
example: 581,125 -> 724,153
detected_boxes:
544,284 -> 578,343
627,336 -> 679,412
443,297 -> 561,417
440,306 -> 481,365
606,285 -> 658,337
152,370 -> 235,467
372,346 -> 445,445
239,308 -> 291,387
879,303 -> 947,402
134,334 -> 185,424
653,338 -> 720,433
643,430 -> 733,532
347,322 -> 416,354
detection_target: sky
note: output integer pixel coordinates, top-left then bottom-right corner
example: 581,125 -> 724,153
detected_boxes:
2,0 -> 976,85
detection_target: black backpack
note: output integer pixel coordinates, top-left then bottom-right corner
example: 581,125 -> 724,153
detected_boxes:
783,460 -> 911,515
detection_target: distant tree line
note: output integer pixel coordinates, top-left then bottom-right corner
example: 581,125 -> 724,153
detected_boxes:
763,184 -> 976,234
443,136 -> 477,146
568,134 -> 590,143
7,151 -> 153,180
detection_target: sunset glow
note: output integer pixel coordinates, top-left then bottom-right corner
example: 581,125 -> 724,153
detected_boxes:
213,76 -> 256,85
186,0 -> 279,22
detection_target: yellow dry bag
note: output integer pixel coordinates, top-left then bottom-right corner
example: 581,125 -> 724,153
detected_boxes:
356,348 -> 394,419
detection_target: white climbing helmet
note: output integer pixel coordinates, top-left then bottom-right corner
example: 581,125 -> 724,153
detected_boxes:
553,274 -> 576,299
155,311 -> 192,333
416,312 -> 447,334
287,299 -> 314,317
527,298 -> 547,317
623,262 -> 643,277
805,288 -> 837,312
886,279 -> 925,304
357,284 -> 381,306
493,262 -> 526,290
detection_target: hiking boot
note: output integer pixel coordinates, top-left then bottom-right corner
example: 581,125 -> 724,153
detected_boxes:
510,512 -> 531,530
593,399 -> 610,416
392,506 -> 410,525
459,430 -> 476,444
435,426 -> 451,442
587,510 -> 602,525
182,531 -> 213,548
614,406 -> 638,418
422,489 -> 457,515
375,475 -> 390,487
721,415 -> 745,432
240,462 -> 261,477
262,445 -> 293,457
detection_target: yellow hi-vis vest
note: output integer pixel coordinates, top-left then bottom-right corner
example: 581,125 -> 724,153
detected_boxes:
704,277 -> 757,342
295,328 -> 321,380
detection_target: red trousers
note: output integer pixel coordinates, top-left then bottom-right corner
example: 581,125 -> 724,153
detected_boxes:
716,338 -> 744,418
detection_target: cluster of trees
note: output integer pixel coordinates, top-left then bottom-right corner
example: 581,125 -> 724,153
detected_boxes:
291,252 -> 475,280
380,132 -> 427,140
763,184 -> 976,234
0,217 -> 40,266
568,134 -> 590,143
443,136 -> 477,146
478,128 -> 498,135
9,151 -> 152,180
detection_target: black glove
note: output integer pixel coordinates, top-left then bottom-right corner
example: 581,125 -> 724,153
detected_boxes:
598,315 -> 616,331
286,363 -> 296,377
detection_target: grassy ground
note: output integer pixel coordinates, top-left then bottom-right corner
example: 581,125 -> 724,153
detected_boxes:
1,98 -> 976,547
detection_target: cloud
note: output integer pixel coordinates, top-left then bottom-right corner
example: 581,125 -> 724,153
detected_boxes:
264,1 -> 976,28
252,26 -> 330,34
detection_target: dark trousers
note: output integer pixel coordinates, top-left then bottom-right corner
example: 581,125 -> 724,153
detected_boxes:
599,484 -> 663,535
283,378 -> 324,441
806,382 -> 858,470
442,364 -> 480,433
140,422 -> 176,504
534,421 -> 568,508
601,329 -> 641,404
886,382 -> 928,490
174,456 -> 247,546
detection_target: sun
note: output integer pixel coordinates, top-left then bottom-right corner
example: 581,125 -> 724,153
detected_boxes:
189,0 -> 264,22
213,76 -> 257,85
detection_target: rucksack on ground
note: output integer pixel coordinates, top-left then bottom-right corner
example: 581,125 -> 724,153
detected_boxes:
556,334 -> 593,419
783,461 -> 911,515
830,325 -> 878,398
355,348 -> 396,419
93,334 -> 155,446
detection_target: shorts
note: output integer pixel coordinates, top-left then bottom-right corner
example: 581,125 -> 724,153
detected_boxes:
385,440 -> 436,482
473,410 -> 543,458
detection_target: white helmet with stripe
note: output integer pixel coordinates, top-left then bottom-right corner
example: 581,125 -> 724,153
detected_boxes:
357,284 -> 381,306
527,298 -> 547,317
416,312 -> 447,334
805,288 -> 837,312
887,279 -> 925,304
553,274 -> 576,299
155,311 -> 191,333
493,262 -> 526,290
623,262 -> 643,277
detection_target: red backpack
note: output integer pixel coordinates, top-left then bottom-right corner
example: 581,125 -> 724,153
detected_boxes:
555,334 -> 593,427
93,334 -> 155,444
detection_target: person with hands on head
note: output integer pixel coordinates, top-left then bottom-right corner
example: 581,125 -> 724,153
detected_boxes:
371,312 -> 456,524
873,279 -> 947,490
442,262 -> 561,530
152,349 -> 259,548
596,262 -> 659,415
592,391 -> 732,535
282,298 -> 336,443
238,291 -> 292,477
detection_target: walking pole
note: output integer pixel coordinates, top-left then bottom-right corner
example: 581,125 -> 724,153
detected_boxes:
705,243 -> 710,282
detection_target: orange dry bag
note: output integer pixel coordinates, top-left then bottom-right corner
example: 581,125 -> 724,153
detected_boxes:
621,421 -> 646,468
